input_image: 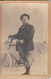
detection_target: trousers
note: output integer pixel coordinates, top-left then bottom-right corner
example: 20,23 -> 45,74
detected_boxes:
19,46 -> 34,67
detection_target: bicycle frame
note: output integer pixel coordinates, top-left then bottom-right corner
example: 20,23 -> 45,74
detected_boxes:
2,38 -> 41,68
3,38 -> 24,66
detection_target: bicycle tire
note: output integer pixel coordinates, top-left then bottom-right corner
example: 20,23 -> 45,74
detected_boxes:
1,51 -> 12,74
32,49 -> 41,66
15,49 -> 41,67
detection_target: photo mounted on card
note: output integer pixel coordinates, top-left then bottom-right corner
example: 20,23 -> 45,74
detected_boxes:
0,1 -> 50,77
0,0 -> 50,1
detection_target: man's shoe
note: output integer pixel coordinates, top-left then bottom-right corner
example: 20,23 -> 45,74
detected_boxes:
22,72 -> 30,75
22,67 -> 30,75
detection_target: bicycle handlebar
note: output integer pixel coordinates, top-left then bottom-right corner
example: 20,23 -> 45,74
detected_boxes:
5,38 -> 20,51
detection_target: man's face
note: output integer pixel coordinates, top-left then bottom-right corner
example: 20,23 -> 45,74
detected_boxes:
21,16 -> 29,24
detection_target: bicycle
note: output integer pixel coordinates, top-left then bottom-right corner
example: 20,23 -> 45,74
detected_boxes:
1,38 -> 41,74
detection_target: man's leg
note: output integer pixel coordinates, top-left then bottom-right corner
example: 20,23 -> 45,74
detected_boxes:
19,46 -> 33,75
23,50 -> 34,75
23,66 -> 30,75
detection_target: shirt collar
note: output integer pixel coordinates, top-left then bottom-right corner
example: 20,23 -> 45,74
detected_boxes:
23,23 -> 29,26
22,23 -> 29,28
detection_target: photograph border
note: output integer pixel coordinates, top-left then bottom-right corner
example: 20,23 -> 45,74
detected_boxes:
0,1 -> 50,78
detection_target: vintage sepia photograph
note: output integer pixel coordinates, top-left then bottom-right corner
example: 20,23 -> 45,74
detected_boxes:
1,2 -> 50,76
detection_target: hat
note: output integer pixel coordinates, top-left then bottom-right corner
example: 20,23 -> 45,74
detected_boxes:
20,13 -> 30,20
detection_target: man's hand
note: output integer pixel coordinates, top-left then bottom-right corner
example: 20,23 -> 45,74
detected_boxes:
19,40 -> 24,44
8,35 -> 13,38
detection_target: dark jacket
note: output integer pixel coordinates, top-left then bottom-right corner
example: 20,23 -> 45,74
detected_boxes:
13,23 -> 35,52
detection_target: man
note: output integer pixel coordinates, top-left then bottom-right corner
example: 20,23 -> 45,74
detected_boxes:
8,13 -> 35,75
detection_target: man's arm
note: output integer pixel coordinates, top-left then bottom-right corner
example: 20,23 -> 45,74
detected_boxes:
8,28 -> 22,40
25,25 -> 35,42
13,28 -> 22,40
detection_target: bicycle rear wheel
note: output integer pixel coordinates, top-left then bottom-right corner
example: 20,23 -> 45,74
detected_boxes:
15,49 -> 41,67
1,51 -> 12,74
32,49 -> 41,66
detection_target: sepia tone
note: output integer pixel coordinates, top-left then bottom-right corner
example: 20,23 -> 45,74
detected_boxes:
0,0 -> 50,1
0,1 -> 50,78
1,2 -> 48,74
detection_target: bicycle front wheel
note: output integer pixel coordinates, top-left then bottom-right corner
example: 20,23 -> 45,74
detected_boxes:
1,51 -> 12,74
